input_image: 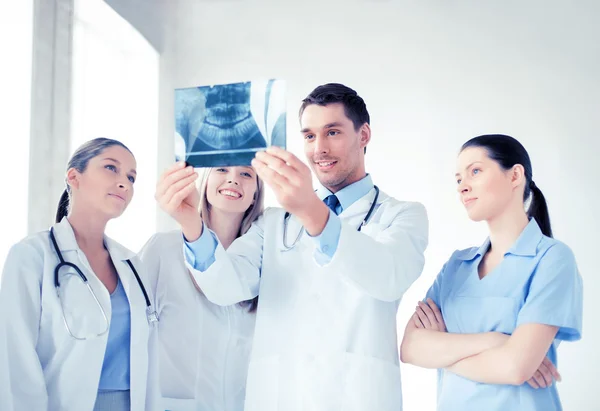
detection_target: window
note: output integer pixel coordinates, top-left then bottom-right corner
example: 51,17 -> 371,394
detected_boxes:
0,0 -> 33,276
70,0 -> 159,252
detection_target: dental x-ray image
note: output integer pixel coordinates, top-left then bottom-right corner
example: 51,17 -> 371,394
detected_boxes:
174,79 -> 286,167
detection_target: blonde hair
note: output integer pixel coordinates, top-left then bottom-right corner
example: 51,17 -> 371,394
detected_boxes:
192,166 -> 264,312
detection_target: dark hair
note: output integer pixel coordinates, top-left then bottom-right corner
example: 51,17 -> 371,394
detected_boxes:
241,296 -> 259,313
55,138 -> 134,223
299,83 -> 370,153
461,134 -> 553,238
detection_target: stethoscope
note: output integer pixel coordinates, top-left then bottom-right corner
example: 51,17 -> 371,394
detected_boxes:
281,185 -> 380,251
49,227 -> 159,340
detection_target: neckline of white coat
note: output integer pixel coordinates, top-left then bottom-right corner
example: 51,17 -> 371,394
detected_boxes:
338,186 -> 386,220
52,217 -> 136,261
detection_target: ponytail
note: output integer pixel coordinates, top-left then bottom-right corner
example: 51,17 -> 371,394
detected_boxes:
55,189 -> 69,223
241,297 -> 259,313
527,181 -> 553,238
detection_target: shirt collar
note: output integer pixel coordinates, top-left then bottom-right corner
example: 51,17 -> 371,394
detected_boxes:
506,217 -> 544,257
52,217 -> 135,261
315,174 -> 374,212
456,218 -> 544,261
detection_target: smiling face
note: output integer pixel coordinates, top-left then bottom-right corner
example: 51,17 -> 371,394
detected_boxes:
455,146 -> 524,222
205,166 -> 258,214
67,145 -> 137,219
301,103 -> 370,192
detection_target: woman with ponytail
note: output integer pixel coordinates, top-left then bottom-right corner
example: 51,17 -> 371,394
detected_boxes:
0,138 -> 158,411
400,134 -> 583,410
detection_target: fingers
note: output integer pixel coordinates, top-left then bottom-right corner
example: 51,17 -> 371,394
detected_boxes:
156,164 -> 195,198
532,370 -> 548,388
529,357 -> 562,390
412,313 -> 424,329
254,151 -> 303,186
251,158 -> 284,191
426,298 -> 445,328
158,172 -> 198,208
418,301 -> 438,326
255,149 -> 304,186
543,357 -> 561,382
158,161 -> 187,185
537,361 -> 554,388
415,306 -> 432,328
167,180 -> 198,211
163,171 -> 198,201
265,146 -> 307,172
526,377 -> 540,389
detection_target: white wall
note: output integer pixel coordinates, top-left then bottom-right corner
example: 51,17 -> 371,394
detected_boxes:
0,0 -> 33,274
166,1 -> 600,409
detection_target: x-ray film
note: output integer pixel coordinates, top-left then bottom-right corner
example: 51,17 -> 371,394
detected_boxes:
174,79 -> 286,167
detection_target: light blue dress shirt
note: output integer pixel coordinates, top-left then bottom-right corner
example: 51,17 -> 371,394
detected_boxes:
309,174 -> 374,264
425,218 -> 583,411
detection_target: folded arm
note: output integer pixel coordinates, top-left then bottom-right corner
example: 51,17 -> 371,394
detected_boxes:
400,299 -> 508,368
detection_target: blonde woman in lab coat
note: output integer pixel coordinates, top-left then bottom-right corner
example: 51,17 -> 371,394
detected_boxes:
141,164 -> 264,411
0,138 -> 159,411
158,83 -> 430,411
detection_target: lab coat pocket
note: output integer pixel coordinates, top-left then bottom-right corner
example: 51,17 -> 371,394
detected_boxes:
446,296 -> 519,335
357,221 -> 386,237
341,352 -> 402,411
160,397 -> 197,411
244,355 -> 280,411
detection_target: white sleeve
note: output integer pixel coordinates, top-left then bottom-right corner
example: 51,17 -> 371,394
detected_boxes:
0,242 -> 49,410
328,201 -> 429,302
185,214 -> 265,306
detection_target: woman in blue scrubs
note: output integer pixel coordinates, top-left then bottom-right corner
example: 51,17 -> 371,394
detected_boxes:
400,134 -> 583,410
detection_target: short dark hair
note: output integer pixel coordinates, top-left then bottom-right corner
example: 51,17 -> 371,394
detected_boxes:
299,83 -> 370,153
299,83 -> 370,129
461,134 -> 553,237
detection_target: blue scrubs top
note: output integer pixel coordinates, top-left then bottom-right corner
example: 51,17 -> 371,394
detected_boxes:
425,218 -> 583,411
98,278 -> 131,391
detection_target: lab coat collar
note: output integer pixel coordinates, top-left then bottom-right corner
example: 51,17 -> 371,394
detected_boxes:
457,218 -> 543,261
53,217 -> 136,261
104,236 -> 137,261
315,174 -> 374,212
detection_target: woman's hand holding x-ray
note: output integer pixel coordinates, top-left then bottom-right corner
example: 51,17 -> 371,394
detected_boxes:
156,161 -> 203,241
252,146 -> 330,236
414,298 -> 562,389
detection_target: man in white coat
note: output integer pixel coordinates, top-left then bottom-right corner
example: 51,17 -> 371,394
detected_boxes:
157,83 -> 429,410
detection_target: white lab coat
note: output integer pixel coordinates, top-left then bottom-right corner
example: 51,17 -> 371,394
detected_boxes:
189,187 -> 429,411
139,231 -> 256,411
0,217 -> 159,411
